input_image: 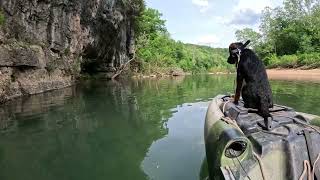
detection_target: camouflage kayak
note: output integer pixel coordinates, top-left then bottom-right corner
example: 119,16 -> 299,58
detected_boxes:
204,95 -> 320,180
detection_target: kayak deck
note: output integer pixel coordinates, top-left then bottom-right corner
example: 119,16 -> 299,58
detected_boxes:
205,95 -> 320,180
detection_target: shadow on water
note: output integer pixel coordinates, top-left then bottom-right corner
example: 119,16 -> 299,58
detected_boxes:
0,75 -> 318,180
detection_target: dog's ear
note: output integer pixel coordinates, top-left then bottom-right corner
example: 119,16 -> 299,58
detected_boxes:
243,40 -> 251,48
235,42 -> 244,49
227,55 -> 236,64
229,42 -> 244,51
229,43 -> 238,51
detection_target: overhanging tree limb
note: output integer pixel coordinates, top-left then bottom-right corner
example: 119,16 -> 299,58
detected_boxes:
111,51 -> 136,80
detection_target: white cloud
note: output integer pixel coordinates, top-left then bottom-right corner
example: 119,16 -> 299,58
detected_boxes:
200,6 -> 210,13
192,0 -> 209,7
212,16 -> 229,25
234,0 -> 282,13
192,0 -> 213,13
170,0 -> 283,47
211,0 -> 283,29
228,9 -> 261,25
195,34 -> 221,47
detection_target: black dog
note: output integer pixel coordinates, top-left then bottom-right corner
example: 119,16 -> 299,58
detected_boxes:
228,41 -> 273,130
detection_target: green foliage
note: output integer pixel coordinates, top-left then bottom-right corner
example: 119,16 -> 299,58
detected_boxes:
268,54 -> 299,68
235,28 -> 262,49
135,8 -> 231,74
45,62 -> 56,73
135,8 -> 167,38
298,53 -> 320,67
235,0 -> 320,68
123,0 -> 145,15
0,9 -> 5,26
64,48 -> 71,55
266,53 -> 320,68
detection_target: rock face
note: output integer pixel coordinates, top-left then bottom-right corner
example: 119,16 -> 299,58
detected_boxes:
0,0 -> 140,103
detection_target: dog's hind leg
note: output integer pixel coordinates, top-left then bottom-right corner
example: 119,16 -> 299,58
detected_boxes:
259,96 -> 273,131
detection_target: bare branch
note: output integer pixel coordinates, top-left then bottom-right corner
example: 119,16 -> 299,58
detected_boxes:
111,51 -> 136,80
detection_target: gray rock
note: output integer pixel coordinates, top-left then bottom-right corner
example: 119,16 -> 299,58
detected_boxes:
169,68 -> 186,76
0,44 -> 46,68
0,0 -> 141,103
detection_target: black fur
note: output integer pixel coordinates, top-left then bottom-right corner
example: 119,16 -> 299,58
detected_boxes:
228,43 -> 273,122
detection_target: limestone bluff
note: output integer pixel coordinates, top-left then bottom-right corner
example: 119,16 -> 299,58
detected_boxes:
0,0 -> 142,103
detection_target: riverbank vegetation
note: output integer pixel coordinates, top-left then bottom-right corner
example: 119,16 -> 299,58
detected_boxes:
134,8 -> 232,75
236,0 -> 320,69
133,0 -> 319,75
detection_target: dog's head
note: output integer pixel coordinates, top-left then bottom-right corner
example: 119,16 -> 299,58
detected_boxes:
227,40 -> 251,64
228,42 -> 243,64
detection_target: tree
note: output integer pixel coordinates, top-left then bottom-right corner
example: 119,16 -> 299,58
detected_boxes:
134,7 -> 233,73
234,0 -> 320,67
256,0 -> 320,55
235,28 -> 262,49
135,8 -> 167,39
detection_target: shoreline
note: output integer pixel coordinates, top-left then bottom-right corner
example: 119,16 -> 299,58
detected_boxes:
132,68 -> 320,82
0,68 -> 319,105
266,69 -> 320,82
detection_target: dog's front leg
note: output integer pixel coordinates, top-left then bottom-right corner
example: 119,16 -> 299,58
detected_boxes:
234,75 -> 243,105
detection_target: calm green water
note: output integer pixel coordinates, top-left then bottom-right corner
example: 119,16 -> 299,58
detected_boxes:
0,75 -> 319,180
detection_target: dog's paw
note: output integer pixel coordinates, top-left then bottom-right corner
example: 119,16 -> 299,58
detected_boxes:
233,100 -> 239,105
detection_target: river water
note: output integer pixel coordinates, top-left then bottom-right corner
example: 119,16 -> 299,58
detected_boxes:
0,75 -> 319,180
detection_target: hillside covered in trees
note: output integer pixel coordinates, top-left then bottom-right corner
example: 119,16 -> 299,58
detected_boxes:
133,8 -> 232,74
134,0 -> 320,74
236,0 -> 320,68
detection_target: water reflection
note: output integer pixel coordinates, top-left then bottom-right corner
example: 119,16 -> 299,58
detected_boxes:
0,80 -> 168,180
271,80 -> 320,116
142,102 -> 208,180
0,75 -> 318,180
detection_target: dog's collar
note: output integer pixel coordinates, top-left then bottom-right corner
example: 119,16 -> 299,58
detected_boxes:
231,48 -> 242,60
231,48 -> 241,57
231,40 -> 250,58
234,48 -> 242,68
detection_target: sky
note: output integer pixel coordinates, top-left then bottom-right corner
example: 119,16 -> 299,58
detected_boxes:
145,0 -> 283,48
